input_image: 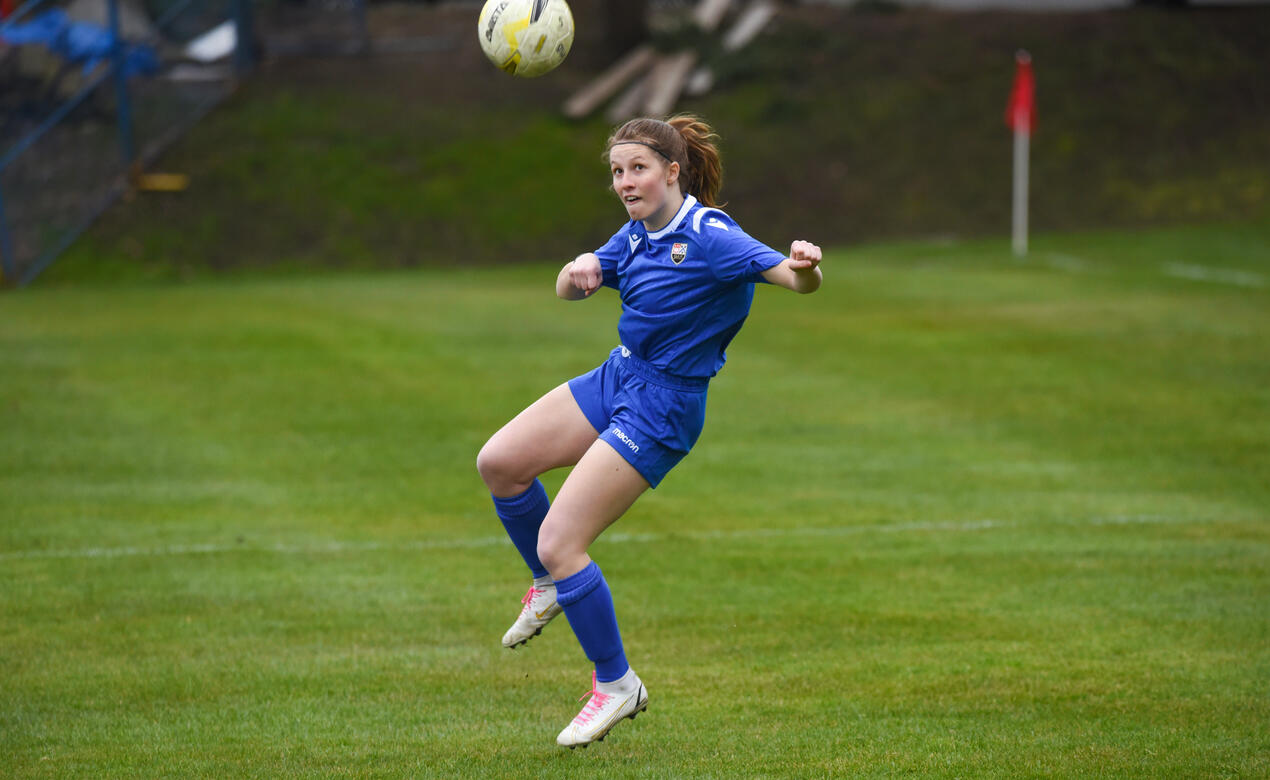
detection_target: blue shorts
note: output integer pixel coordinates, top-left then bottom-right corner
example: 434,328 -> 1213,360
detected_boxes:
568,346 -> 709,488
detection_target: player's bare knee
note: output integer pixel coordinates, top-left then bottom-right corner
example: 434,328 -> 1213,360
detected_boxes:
475,441 -> 497,485
537,525 -> 586,578
536,540 -> 560,576
477,440 -> 517,494
536,532 -> 567,576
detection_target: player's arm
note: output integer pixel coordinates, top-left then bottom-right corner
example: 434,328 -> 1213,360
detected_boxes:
557,252 -> 604,300
760,240 -> 823,294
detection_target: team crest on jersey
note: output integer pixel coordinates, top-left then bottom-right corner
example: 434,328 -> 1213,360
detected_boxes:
671,242 -> 688,264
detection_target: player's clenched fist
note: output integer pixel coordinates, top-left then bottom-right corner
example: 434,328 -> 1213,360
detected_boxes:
788,240 -> 822,270
570,253 -> 603,295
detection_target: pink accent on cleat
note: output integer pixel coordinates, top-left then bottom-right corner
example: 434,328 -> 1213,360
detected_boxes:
521,587 -> 541,611
556,669 -> 648,747
502,582 -> 561,649
572,673 -> 612,726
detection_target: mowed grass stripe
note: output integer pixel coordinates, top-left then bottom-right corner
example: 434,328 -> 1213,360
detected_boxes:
2,223 -> 1268,776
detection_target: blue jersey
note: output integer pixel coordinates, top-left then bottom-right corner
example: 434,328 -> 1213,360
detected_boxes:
593,195 -> 786,379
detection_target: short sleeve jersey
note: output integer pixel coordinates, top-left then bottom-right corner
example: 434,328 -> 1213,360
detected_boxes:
592,194 -> 786,379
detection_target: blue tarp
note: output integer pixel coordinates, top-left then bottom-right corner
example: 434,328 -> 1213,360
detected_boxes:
1,9 -> 159,77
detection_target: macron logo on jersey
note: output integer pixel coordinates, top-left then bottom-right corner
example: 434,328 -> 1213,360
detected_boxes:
705,217 -> 729,231
629,234 -> 643,253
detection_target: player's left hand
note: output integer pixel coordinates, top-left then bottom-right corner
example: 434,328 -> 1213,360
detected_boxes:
788,240 -> 822,271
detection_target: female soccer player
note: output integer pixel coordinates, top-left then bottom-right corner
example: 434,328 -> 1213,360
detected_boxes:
476,115 -> 822,748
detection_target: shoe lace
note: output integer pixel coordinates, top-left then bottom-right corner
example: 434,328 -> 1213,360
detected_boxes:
573,672 -> 611,725
520,586 -> 543,615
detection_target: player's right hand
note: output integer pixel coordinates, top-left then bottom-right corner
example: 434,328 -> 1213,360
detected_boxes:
570,253 -> 603,295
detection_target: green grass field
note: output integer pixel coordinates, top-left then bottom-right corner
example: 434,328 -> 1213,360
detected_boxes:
3,223 -> 1268,777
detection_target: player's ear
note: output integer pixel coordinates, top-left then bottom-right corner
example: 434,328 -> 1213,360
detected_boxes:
666,161 -> 680,186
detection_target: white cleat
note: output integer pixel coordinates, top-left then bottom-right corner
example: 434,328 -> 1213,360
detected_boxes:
501,582 -> 562,649
556,669 -> 648,749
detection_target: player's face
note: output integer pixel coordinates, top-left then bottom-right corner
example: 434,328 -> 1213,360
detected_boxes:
609,144 -> 680,228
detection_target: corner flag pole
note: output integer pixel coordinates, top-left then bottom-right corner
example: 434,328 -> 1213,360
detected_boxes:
1006,50 -> 1035,258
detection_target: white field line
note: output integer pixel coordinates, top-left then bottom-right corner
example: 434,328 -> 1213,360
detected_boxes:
1040,254 -> 1266,289
1161,262 -> 1265,288
1044,252 -> 1090,273
0,515 -> 1198,562
0,537 -> 511,561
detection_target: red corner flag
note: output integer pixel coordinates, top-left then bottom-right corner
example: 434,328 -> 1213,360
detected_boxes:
1005,50 -> 1036,134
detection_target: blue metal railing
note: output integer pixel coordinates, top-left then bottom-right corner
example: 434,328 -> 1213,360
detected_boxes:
0,0 -> 252,286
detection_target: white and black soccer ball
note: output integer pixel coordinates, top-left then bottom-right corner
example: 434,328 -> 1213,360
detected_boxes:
477,0 -> 575,78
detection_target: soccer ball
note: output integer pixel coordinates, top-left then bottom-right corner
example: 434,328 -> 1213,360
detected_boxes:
477,0 -> 574,78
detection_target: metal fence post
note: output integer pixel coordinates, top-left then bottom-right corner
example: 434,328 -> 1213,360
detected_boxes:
107,0 -> 136,168
352,0 -> 368,54
0,186 -> 15,284
234,0 -> 255,75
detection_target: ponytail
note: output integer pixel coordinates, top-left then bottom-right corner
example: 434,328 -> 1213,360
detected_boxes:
606,114 -> 725,207
667,115 -> 723,208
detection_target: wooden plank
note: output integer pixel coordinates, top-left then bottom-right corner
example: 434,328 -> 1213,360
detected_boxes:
563,44 -> 658,119
722,0 -> 777,52
606,71 -> 652,123
693,0 -> 732,33
642,50 -> 698,118
685,64 -> 714,97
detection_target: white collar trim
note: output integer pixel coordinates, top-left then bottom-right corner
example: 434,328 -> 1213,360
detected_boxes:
647,194 -> 697,240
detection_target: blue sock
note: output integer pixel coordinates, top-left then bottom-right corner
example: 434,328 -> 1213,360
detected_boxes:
555,561 -> 629,683
492,480 -> 550,579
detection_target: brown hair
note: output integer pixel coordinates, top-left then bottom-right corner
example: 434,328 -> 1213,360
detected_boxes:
606,115 -> 724,207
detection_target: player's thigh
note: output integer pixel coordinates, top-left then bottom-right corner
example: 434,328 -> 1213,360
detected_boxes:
536,439 -> 649,577
477,382 -> 599,494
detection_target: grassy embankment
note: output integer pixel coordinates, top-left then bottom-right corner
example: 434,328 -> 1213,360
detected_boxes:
42,4 -> 1270,282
